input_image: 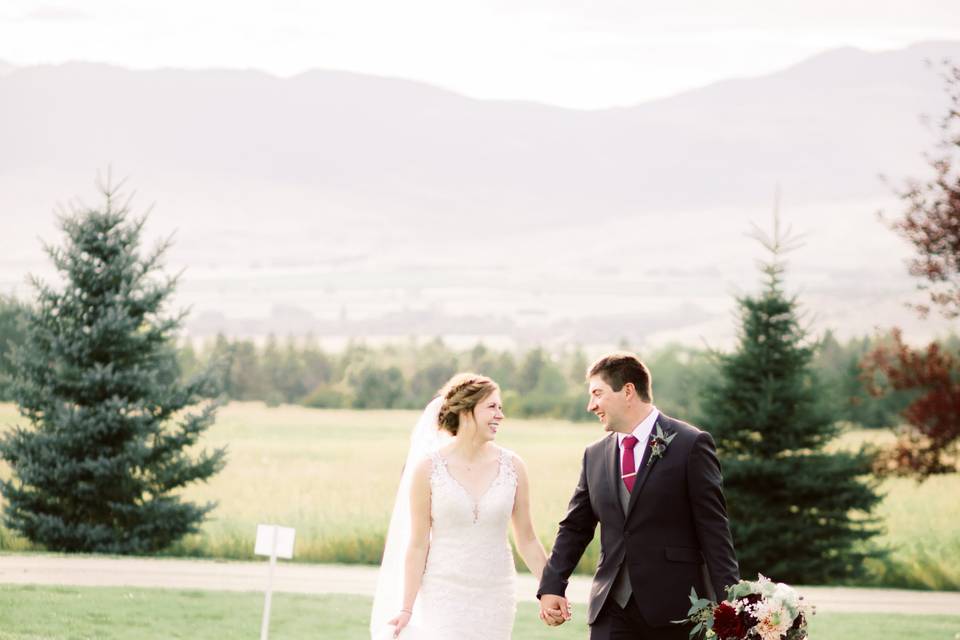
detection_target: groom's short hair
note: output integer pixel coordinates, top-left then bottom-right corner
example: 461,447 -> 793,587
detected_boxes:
588,352 -> 653,402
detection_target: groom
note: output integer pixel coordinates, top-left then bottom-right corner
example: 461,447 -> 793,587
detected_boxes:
538,352 -> 739,639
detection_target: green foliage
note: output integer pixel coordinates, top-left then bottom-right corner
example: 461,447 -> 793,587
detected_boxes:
169,332 -> 918,425
700,218 -> 884,584
348,364 -> 405,409
302,385 -> 347,408
188,336 -> 592,417
815,330 -> 912,428
683,586 -> 716,640
0,295 -> 28,401
642,343 -> 717,420
0,182 -> 226,553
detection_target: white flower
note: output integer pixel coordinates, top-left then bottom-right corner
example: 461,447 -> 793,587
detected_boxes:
753,574 -> 777,598
771,582 -> 800,616
753,599 -> 792,640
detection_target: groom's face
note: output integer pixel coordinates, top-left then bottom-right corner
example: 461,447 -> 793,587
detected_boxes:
587,375 -> 628,432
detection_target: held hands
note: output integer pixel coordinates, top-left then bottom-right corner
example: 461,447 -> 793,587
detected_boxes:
538,594 -> 572,627
387,610 -> 412,638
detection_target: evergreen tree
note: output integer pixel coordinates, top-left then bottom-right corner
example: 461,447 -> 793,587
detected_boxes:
516,347 -> 547,394
0,295 -> 28,401
0,181 -> 226,553
349,364 -> 405,408
260,334 -> 285,406
203,333 -> 235,397
567,347 -> 588,388
409,361 -> 457,406
699,215 -> 883,583
300,335 -> 334,392
277,337 -> 308,403
226,339 -> 263,401
463,343 -> 517,391
177,340 -> 201,381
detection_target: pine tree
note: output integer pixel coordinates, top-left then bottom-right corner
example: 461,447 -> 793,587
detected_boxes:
0,295 -> 28,401
699,213 -> 883,584
0,179 -> 226,553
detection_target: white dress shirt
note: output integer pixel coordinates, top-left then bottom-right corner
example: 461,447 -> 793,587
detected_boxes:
617,406 -> 660,482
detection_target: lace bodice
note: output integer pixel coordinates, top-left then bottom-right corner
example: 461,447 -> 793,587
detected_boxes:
429,446 -> 518,525
405,446 -> 518,639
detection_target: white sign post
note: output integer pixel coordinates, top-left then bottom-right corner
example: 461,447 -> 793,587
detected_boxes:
255,524 -> 296,640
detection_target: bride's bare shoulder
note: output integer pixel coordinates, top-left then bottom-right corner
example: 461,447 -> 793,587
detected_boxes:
497,445 -> 517,460
498,447 -> 526,472
410,454 -> 437,480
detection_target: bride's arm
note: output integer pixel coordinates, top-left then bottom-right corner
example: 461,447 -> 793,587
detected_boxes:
390,458 -> 433,635
510,455 -> 548,581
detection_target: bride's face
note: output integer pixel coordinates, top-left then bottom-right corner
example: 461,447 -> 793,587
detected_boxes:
461,390 -> 504,442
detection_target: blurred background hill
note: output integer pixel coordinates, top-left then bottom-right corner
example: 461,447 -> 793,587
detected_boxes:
3,41 -> 960,349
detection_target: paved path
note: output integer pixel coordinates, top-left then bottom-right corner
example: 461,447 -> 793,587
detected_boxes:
2,554 -> 959,615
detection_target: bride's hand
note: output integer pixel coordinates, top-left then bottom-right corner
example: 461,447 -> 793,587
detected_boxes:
387,610 -> 412,637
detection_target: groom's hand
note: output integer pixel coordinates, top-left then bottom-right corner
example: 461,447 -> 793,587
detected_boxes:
538,594 -> 571,626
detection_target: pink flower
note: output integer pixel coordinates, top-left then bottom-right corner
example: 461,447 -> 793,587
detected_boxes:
752,600 -> 792,640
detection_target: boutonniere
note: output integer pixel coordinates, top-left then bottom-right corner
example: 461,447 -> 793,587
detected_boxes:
647,424 -> 676,466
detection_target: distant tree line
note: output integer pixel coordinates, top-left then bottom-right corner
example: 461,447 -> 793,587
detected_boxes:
172,329 -> 919,427
0,294 -> 920,427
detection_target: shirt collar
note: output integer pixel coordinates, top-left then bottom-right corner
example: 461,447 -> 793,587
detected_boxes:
617,406 -> 660,447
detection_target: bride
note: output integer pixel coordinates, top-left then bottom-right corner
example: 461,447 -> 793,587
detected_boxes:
370,373 -> 551,639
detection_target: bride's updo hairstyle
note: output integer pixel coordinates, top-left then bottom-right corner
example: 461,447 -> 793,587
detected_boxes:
437,373 -> 498,436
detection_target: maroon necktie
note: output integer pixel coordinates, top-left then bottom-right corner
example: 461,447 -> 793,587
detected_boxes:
622,435 -> 639,493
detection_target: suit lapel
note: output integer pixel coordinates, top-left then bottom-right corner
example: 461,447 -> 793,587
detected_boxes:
625,415 -> 673,517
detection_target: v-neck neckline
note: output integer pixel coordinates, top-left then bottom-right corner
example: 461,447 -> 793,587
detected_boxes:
439,448 -> 504,507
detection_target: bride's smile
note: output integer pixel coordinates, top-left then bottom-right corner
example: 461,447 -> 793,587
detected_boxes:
462,393 -> 504,442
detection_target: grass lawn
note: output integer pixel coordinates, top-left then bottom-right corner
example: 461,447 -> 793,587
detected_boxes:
0,402 -> 958,588
1,585 -> 959,640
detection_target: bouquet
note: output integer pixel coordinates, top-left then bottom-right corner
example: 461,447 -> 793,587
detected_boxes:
678,574 -> 814,640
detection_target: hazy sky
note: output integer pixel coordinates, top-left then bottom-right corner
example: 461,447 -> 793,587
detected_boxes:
2,0 -> 960,108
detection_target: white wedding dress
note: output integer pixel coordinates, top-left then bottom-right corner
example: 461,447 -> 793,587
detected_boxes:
372,444 -> 519,640
411,447 -> 518,639
370,398 -> 519,640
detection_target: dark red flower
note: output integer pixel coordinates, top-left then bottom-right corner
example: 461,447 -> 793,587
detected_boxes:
712,602 -> 746,639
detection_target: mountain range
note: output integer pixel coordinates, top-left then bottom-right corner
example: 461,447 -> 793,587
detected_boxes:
2,41 -> 959,349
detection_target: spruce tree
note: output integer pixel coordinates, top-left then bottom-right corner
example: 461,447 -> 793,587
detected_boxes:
0,180 -> 226,553
700,214 -> 883,584
0,295 -> 28,401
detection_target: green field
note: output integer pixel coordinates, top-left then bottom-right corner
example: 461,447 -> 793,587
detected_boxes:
0,585 -> 958,640
0,402 -> 958,589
